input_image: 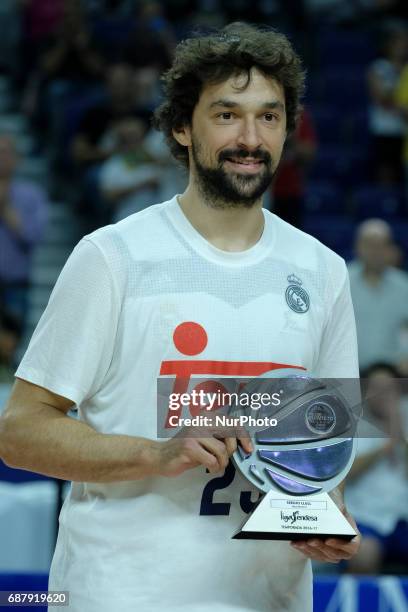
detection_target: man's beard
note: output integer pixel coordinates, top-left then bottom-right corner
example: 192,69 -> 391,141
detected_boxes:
191,138 -> 277,209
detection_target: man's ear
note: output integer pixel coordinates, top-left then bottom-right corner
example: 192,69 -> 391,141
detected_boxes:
172,124 -> 192,147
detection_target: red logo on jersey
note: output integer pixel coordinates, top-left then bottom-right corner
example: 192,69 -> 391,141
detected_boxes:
160,322 -> 304,427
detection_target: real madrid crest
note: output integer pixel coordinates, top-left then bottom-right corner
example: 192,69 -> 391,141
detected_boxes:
285,274 -> 310,314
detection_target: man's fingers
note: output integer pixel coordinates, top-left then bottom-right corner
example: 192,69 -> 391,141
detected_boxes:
175,426 -> 252,472
224,437 -> 237,456
234,426 -> 253,454
292,542 -> 344,563
200,437 -> 230,471
292,538 -> 357,562
239,437 -> 253,454
182,439 -> 220,473
324,536 -> 360,554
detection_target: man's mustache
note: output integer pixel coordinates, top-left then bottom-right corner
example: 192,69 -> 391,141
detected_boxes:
218,149 -> 272,164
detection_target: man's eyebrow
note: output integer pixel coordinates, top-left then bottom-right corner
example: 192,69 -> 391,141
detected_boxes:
209,99 -> 285,111
261,101 -> 285,112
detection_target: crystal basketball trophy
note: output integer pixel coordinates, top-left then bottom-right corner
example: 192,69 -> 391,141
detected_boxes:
231,368 -> 358,541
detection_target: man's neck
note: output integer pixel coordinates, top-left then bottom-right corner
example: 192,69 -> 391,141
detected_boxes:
177,184 -> 265,253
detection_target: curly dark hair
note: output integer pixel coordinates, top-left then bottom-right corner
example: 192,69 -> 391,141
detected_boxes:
153,22 -> 306,167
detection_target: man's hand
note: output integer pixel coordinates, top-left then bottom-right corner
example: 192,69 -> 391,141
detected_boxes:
154,426 -> 253,478
290,508 -> 361,563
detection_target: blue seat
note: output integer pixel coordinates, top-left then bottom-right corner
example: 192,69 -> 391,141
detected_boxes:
311,105 -> 345,145
309,145 -> 369,185
309,146 -> 348,182
304,180 -> 344,214
303,214 -> 355,256
344,108 -> 371,148
305,75 -> 325,106
345,148 -> 370,186
92,16 -> 135,61
353,185 -> 404,220
319,68 -> 369,109
317,30 -> 375,68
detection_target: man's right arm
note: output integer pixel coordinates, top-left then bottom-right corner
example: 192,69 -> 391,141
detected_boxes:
0,379 -> 160,482
0,379 -> 246,482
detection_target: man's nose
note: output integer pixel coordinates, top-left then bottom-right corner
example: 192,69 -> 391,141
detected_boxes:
236,118 -> 262,150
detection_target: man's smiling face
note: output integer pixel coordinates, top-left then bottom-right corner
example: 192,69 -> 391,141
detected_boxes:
177,68 -> 287,208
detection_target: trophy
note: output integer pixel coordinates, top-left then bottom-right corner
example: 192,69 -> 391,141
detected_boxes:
231,368 -> 359,541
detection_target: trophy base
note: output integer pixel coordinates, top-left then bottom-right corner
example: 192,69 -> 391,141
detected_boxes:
232,491 -> 356,541
232,531 -> 354,541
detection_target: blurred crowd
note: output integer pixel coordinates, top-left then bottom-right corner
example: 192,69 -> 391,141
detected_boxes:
0,0 -> 407,576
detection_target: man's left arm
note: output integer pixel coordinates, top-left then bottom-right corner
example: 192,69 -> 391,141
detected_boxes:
291,258 -> 361,561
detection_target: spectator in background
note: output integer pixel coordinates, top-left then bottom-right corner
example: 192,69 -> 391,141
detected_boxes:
387,239 -> 405,268
39,0 -> 104,83
23,0 -> 104,142
395,50 -> 408,204
120,1 -> 176,113
71,63 -> 150,229
143,127 -> 188,201
22,0 -> 64,49
375,0 -> 408,20
367,25 -> 407,184
84,0 -> 136,18
348,219 -> 408,370
271,108 -> 317,228
0,135 -> 48,322
99,118 -> 161,222
122,1 -> 175,73
19,0 -> 65,83
0,0 -> 22,79
345,362 -> 408,574
0,308 -> 22,385
72,64 -> 149,169
398,321 -> 408,376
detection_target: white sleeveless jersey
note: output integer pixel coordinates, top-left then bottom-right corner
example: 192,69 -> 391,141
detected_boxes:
16,196 -> 359,612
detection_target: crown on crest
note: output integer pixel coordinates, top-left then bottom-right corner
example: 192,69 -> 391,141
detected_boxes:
287,274 -> 302,286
